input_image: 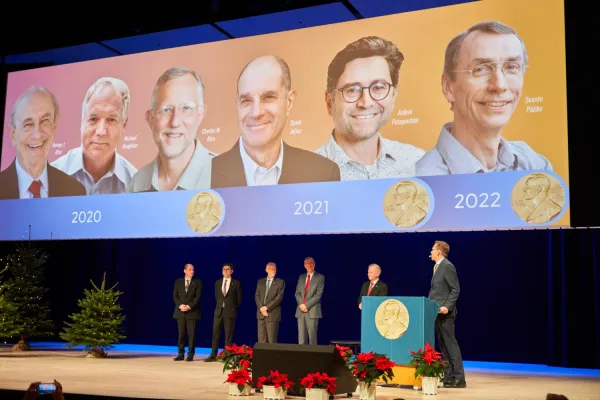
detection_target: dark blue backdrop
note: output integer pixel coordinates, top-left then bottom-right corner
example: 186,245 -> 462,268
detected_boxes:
1,228 -> 598,369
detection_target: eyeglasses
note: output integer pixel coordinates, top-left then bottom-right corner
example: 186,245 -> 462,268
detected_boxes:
336,81 -> 394,103
155,103 -> 203,118
453,61 -> 526,81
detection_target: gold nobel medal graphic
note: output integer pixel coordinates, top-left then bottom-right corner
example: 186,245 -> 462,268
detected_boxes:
375,299 -> 409,339
511,172 -> 565,224
186,191 -> 223,234
383,180 -> 430,228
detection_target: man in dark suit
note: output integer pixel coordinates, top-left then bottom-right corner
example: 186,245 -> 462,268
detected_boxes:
0,86 -> 86,200
173,263 -> 202,361
428,241 -> 466,388
255,262 -> 285,343
205,263 -> 242,361
295,257 -> 325,345
210,55 -> 341,189
358,264 -> 389,310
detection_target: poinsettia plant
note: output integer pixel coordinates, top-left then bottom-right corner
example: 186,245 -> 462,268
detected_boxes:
408,342 -> 445,379
336,344 -> 354,365
348,351 -> 395,387
225,368 -> 253,392
255,370 -> 294,391
217,343 -> 253,372
300,372 -> 337,395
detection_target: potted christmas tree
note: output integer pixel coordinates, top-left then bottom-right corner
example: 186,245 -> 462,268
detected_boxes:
60,272 -> 126,358
0,245 -> 54,350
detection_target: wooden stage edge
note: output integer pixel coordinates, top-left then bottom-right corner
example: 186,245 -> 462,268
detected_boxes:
1,349 -> 599,400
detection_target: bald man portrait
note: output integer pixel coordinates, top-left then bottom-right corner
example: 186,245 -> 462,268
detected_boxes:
0,86 -> 86,200
210,55 -> 341,188
358,264 -> 389,310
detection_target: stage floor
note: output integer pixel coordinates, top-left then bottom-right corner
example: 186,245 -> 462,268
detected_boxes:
1,344 -> 599,400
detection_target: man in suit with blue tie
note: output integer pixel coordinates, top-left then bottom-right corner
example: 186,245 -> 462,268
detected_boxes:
428,240 -> 466,388
255,262 -> 285,343
173,264 -> 202,361
295,257 -> 325,345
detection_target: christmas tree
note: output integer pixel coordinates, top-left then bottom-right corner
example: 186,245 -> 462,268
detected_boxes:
0,245 -> 54,350
0,266 -> 20,339
60,272 -> 126,358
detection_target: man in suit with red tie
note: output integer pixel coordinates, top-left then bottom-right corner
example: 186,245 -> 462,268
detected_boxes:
0,86 -> 86,199
205,263 -> 242,361
358,264 -> 389,310
173,264 -> 202,361
295,257 -> 325,345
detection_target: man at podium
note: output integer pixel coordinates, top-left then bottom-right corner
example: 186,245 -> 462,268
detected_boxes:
428,241 -> 467,388
358,264 -> 389,310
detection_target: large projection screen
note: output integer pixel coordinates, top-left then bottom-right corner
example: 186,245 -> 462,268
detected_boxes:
0,0 -> 570,240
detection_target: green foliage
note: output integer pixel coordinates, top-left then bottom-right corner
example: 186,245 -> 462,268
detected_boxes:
408,343 -> 446,379
0,245 -> 54,339
0,266 -> 20,338
60,273 -> 126,353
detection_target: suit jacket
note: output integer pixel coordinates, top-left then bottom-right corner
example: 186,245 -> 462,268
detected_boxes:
0,159 -> 86,200
428,258 -> 460,315
214,277 -> 242,319
210,140 -> 341,188
173,277 -> 202,319
255,276 -> 285,321
358,279 -> 389,305
295,272 -> 325,319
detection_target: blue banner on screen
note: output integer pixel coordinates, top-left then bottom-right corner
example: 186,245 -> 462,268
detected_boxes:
0,170 -> 569,241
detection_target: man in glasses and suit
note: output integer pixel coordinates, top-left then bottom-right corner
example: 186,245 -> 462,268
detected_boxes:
255,262 -> 285,343
205,263 -> 242,361
173,263 -> 202,361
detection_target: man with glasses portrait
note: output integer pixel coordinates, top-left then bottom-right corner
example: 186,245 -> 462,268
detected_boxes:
128,66 -> 215,192
416,21 -> 553,176
315,36 -> 425,180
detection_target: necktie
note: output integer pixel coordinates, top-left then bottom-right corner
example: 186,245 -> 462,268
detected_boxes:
367,282 -> 374,295
264,279 -> 271,303
222,279 -> 227,296
185,279 -> 190,293
29,180 -> 42,198
433,263 -> 440,275
303,274 -> 311,303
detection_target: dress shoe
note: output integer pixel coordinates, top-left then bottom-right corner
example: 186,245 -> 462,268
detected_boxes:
444,379 -> 467,388
173,355 -> 184,361
204,354 -> 217,362
186,355 -> 194,362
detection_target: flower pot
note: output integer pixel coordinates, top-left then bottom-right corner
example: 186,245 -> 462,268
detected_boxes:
421,377 -> 439,395
305,388 -> 330,400
263,385 -> 285,399
358,381 -> 376,400
228,383 -> 251,396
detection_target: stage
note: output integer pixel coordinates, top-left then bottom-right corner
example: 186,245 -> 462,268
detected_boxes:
1,343 -> 599,400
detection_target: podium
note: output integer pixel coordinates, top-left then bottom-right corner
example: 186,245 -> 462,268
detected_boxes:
361,296 -> 438,387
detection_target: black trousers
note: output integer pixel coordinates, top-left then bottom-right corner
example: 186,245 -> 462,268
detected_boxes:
177,316 -> 198,356
211,314 -> 236,355
435,314 -> 465,382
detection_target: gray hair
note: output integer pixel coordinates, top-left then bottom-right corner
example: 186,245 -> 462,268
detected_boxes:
81,77 -> 131,124
9,86 -> 60,129
150,67 -> 205,109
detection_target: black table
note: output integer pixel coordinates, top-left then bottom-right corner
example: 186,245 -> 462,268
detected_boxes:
330,340 -> 361,355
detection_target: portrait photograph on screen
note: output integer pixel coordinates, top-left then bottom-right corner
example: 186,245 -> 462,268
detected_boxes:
0,0 -> 570,240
